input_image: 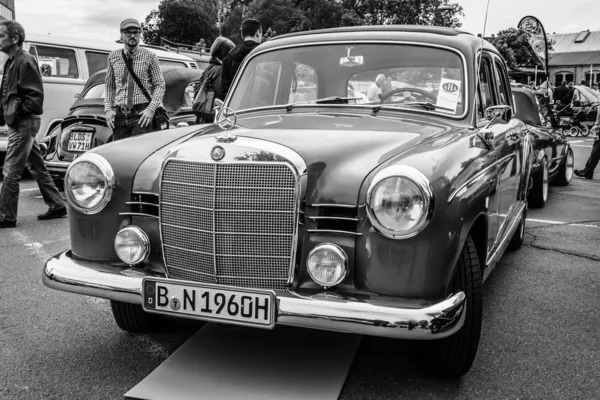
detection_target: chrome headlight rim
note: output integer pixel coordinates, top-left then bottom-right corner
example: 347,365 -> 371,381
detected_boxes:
114,225 -> 151,265
64,153 -> 115,215
366,165 -> 434,240
307,243 -> 349,288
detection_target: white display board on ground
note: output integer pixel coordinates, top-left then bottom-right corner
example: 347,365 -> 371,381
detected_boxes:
124,323 -> 362,400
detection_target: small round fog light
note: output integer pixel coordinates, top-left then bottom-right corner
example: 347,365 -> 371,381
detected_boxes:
114,226 -> 150,265
307,243 -> 348,288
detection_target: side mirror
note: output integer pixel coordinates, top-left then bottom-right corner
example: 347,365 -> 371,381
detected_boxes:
484,105 -> 512,125
213,98 -> 224,114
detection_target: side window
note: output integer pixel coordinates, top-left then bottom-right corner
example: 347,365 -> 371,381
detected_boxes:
36,45 -> 79,78
236,61 -> 282,109
289,63 -> 318,103
493,60 -> 512,108
477,56 -> 495,120
85,51 -> 109,76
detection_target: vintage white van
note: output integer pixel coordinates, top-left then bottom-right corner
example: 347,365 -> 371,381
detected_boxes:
0,34 -> 199,154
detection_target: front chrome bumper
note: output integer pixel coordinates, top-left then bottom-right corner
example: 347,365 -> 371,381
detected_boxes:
45,160 -> 70,174
43,250 -> 466,340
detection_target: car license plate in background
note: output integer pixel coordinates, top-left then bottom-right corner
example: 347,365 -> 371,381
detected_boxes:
142,279 -> 276,328
68,130 -> 92,152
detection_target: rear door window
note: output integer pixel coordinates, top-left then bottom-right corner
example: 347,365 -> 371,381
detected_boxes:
36,45 -> 79,78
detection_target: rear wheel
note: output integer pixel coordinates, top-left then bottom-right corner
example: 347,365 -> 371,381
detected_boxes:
110,301 -> 164,334
421,236 -> 482,378
528,157 -> 548,208
553,148 -> 574,186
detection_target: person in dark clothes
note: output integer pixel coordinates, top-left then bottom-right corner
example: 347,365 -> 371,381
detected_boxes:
553,80 -> 571,106
219,19 -> 262,100
193,36 -> 234,124
0,20 -> 66,228
574,112 -> 600,179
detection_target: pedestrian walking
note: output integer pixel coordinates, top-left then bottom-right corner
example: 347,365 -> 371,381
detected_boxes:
0,20 -> 66,229
104,18 -> 166,141
219,18 -> 262,100
192,36 -> 234,124
574,112 -> 600,179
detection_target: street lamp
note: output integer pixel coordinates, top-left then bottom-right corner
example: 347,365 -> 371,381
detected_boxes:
435,5 -> 454,27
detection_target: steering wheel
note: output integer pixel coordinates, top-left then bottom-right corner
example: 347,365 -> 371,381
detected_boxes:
379,87 -> 437,104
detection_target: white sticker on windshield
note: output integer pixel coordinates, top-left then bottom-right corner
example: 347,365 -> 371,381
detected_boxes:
435,78 -> 462,114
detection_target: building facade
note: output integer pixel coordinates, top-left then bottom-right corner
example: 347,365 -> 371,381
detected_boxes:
548,30 -> 600,86
0,0 -> 14,20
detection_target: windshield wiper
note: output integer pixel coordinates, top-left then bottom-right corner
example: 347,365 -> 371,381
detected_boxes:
284,96 -> 362,111
400,101 -> 438,111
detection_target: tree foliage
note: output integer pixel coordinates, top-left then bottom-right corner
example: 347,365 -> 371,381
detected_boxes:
488,27 -> 555,70
141,0 -> 219,46
143,0 -> 466,48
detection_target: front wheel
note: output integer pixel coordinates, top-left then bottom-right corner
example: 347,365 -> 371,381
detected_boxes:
421,236 -> 482,378
110,301 -> 164,334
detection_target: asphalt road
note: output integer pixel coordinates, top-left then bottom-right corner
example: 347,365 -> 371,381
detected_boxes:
1,138 -> 599,400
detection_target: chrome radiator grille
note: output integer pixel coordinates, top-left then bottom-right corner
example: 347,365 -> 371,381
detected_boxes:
159,159 -> 298,290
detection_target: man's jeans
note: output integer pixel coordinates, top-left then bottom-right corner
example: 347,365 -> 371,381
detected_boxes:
113,104 -> 154,141
582,136 -> 600,176
0,117 -> 64,223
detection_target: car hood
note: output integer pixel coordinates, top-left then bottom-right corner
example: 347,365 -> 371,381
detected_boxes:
133,112 -> 455,205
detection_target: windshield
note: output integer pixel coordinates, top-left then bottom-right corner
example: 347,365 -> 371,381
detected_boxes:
227,43 -> 466,117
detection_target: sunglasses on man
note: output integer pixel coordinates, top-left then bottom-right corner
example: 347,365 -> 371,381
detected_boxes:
122,30 -> 141,36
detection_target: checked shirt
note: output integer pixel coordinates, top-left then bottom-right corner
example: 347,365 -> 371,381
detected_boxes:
104,46 -> 166,113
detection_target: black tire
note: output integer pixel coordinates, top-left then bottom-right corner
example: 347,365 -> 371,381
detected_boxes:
422,236 -> 482,378
552,148 -> 574,186
527,157 -> 548,208
580,126 -> 590,137
508,206 -> 526,251
110,301 -> 164,334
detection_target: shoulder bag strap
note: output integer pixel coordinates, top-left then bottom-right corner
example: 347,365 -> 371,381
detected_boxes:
121,50 -> 152,104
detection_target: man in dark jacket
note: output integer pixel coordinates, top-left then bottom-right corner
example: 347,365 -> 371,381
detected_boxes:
219,19 -> 262,100
553,80 -> 571,106
0,20 -> 66,228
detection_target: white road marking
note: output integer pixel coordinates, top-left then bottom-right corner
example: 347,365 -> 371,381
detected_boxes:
20,187 -> 39,193
571,144 -> 593,148
569,140 -> 585,143
11,231 -> 52,262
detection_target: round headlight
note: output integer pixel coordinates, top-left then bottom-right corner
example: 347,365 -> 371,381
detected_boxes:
307,243 -> 348,288
115,226 -> 150,265
64,153 -> 114,214
366,166 -> 433,239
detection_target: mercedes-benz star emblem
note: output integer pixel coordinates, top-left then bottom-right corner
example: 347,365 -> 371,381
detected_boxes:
217,107 -> 238,131
211,146 -> 225,161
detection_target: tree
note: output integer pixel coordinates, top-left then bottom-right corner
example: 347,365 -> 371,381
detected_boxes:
142,0 -> 219,46
488,27 -> 555,70
245,0 -> 308,35
339,0 -> 464,27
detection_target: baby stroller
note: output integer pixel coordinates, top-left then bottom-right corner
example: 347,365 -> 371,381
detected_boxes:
553,103 -> 596,137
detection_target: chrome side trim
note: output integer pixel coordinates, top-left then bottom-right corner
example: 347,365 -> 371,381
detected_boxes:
308,216 -> 359,221
306,229 -> 363,236
224,39 -> 470,121
310,203 -> 357,208
118,212 -> 158,219
483,200 -> 525,282
448,154 -> 514,203
43,250 -> 466,340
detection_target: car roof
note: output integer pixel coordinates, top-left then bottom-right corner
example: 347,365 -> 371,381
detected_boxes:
26,34 -> 195,63
257,25 -> 499,56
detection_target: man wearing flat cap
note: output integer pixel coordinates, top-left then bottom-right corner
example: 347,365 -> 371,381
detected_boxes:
104,18 -> 165,140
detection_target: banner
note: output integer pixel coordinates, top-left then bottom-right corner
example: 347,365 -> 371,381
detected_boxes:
518,16 -> 550,81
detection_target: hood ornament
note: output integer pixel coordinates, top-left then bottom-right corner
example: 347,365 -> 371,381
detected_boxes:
216,106 -> 238,143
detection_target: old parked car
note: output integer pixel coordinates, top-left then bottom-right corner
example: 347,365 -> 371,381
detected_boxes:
512,87 -> 574,208
43,26 -> 534,378
41,66 -> 203,186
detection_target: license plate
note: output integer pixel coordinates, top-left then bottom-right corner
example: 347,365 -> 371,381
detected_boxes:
142,279 -> 276,328
67,130 -> 92,152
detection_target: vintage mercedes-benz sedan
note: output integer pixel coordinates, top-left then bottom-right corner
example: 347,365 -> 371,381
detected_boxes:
43,26 -> 534,378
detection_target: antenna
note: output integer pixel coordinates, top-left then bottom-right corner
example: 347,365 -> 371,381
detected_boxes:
473,0 -> 492,124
